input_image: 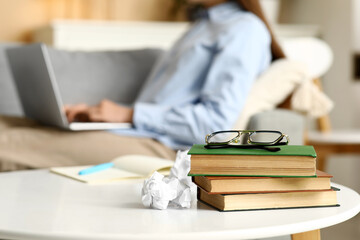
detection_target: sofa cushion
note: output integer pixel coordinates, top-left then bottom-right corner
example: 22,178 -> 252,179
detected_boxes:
48,47 -> 163,106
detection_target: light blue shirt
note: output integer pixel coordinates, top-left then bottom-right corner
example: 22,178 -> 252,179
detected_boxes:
112,2 -> 271,150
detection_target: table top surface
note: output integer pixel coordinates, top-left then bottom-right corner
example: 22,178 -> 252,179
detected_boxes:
0,170 -> 359,240
307,130 -> 360,144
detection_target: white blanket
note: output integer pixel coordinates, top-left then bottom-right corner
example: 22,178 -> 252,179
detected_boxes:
234,59 -> 333,130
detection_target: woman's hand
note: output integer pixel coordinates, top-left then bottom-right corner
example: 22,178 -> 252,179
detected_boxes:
87,99 -> 134,123
64,99 -> 133,123
64,103 -> 90,123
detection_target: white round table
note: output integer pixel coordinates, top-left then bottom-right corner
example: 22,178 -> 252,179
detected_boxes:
0,170 -> 359,240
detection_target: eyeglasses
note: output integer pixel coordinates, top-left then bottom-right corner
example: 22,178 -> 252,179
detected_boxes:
205,130 -> 289,151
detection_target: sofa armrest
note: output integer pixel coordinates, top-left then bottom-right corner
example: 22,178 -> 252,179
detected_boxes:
246,109 -> 305,145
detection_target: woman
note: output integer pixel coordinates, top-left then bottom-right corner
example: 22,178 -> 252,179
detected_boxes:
0,0 -> 285,170
66,0 -> 285,149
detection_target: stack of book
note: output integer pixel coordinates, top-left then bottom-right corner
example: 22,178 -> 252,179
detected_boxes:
188,144 -> 339,211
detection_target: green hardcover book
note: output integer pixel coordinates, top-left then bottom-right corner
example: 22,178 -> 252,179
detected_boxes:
188,145 -> 317,177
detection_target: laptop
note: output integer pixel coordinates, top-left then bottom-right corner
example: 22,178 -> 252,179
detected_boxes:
6,43 -> 132,131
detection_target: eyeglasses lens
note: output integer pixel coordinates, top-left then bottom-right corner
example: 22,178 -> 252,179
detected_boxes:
249,132 -> 282,144
208,132 -> 239,143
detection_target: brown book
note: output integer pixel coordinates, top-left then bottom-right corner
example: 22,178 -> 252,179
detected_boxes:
198,187 -> 339,212
193,170 -> 332,194
189,145 -> 317,177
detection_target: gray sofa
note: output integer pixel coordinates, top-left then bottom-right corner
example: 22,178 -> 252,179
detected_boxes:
0,43 -> 304,170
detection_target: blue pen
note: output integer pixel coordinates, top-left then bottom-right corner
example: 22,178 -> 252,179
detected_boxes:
78,162 -> 114,175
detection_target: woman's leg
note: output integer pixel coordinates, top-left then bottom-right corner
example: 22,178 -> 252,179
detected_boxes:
0,116 -> 176,171
0,116 -> 38,171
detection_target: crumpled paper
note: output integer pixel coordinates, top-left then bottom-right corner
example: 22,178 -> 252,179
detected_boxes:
141,172 -> 178,210
141,150 -> 195,210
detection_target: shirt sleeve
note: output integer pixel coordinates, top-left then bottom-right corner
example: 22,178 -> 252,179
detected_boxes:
133,20 -> 271,146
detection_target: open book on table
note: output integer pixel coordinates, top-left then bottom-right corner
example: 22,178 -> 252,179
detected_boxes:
50,155 -> 174,184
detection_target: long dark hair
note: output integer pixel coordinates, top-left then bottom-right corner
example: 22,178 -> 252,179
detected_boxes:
236,0 -> 286,61
186,0 -> 286,61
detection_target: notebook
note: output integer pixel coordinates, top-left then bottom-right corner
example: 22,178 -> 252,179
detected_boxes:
50,155 -> 174,184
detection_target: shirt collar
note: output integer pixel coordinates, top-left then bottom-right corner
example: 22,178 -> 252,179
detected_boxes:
207,1 -> 242,22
